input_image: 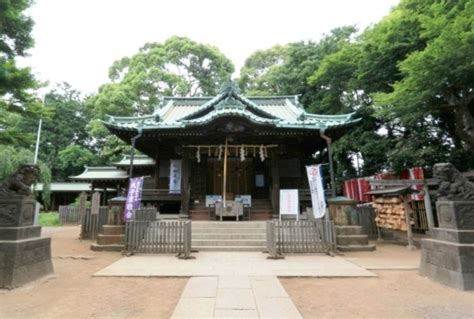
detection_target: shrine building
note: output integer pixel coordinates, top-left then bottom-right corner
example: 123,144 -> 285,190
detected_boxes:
102,82 -> 359,220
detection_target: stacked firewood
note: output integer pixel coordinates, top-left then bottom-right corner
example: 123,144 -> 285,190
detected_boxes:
373,196 -> 413,231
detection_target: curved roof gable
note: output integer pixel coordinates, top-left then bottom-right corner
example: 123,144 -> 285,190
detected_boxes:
103,81 -> 359,132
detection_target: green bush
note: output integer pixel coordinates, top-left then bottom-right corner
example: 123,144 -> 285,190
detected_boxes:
39,212 -> 62,226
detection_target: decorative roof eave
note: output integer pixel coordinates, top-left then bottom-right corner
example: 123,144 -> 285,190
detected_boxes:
113,155 -> 156,167
70,166 -> 129,181
181,108 -> 280,126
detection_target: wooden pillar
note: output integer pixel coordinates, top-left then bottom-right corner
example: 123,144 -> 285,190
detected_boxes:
180,150 -> 190,216
320,133 -> 336,198
271,149 -> 280,217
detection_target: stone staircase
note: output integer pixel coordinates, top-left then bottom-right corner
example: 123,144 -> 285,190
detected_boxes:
248,199 -> 273,220
335,225 -> 376,252
192,221 -> 267,251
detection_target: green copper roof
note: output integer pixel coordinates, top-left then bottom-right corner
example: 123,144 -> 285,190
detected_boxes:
103,81 -> 359,132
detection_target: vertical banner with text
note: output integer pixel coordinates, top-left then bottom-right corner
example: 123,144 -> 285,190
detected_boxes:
306,165 -> 326,218
169,159 -> 182,194
124,176 -> 144,221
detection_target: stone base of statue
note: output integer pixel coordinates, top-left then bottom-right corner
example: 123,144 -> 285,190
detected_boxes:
419,201 -> 474,290
0,196 -> 54,289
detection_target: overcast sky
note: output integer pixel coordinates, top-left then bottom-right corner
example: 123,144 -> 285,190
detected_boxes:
21,0 -> 399,95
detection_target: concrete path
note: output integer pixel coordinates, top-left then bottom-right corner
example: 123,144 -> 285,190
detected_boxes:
171,275 -> 302,318
95,253 -> 375,318
94,252 -> 376,277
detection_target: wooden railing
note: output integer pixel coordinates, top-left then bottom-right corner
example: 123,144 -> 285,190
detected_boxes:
267,219 -> 336,258
58,205 -> 80,224
124,220 -> 192,259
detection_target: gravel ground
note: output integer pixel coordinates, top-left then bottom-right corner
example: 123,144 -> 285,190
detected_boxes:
281,270 -> 474,318
0,226 -> 187,319
2,226 -> 473,318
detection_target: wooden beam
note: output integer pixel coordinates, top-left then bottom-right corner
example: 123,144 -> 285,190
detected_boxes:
180,150 -> 190,216
368,179 -> 439,186
271,149 -> 280,216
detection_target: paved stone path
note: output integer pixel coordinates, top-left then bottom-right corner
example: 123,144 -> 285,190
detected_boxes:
94,252 -> 376,277
95,252 -> 375,318
171,276 -> 302,318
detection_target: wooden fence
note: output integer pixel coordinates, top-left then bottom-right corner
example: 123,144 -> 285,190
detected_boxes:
80,206 -> 108,240
58,205 -> 80,224
266,220 -> 336,258
124,220 -> 192,258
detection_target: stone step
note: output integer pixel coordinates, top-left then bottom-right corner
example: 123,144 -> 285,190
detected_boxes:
97,234 -> 124,245
91,243 -> 124,252
337,244 -> 376,252
335,226 -> 364,236
101,225 -> 125,235
191,239 -> 266,246
192,233 -> 266,240
193,228 -> 266,234
336,235 -> 369,246
193,245 -> 265,252
192,222 -> 266,229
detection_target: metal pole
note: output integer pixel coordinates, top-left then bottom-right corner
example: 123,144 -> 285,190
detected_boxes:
320,133 -> 336,198
34,95 -> 46,164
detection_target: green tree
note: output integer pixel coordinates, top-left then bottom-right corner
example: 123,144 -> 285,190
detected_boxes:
238,45 -> 288,95
57,144 -> 98,179
0,0 -> 40,145
21,83 -> 99,180
89,36 -> 234,162
92,36 -> 235,118
376,0 -> 474,150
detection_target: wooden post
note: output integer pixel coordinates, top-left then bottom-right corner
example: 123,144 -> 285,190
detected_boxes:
320,133 -> 336,198
423,182 -> 435,231
402,195 -> 416,250
222,138 -> 228,214
78,191 -> 87,225
271,149 -> 280,216
180,150 -> 190,216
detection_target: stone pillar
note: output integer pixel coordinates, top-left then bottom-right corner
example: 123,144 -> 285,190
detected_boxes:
0,195 -> 54,289
419,201 -> 474,290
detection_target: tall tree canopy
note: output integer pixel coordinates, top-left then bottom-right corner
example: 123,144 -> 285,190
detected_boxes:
92,36 -> 235,118
88,36 -> 235,163
308,0 -> 474,175
0,0 -> 41,146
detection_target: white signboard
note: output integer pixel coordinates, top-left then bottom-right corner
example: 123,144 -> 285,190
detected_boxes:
235,195 -> 252,207
279,189 -> 299,220
169,159 -> 182,194
205,195 -> 222,207
306,165 -> 326,218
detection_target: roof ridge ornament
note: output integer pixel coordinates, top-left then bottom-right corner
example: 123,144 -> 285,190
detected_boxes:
218,80 -> 240,96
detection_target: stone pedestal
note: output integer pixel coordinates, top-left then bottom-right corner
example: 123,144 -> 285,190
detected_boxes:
419,201 -> 474,290
0,196 -> 54,289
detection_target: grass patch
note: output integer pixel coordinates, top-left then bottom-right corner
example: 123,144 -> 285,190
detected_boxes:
39,212 -> 62,226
